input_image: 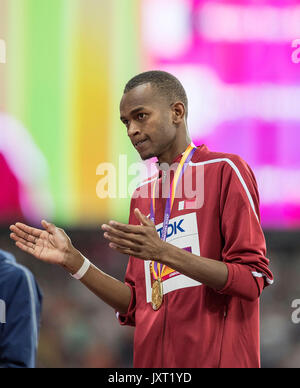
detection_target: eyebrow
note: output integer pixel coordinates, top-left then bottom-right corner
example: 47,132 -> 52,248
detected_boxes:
120,106 -> 146,121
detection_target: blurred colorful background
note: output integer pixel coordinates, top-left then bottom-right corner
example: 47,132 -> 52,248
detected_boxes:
1,0 -> 300,228
0,0 -> 300,368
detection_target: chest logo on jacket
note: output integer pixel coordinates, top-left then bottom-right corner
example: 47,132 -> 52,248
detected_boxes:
157,219 -> 185,239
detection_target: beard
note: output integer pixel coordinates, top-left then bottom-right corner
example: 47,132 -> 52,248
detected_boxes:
136,140 -> 158,161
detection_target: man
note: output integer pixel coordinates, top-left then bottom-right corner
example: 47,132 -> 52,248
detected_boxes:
0,249 -> 43,368
10,71 -> 273,368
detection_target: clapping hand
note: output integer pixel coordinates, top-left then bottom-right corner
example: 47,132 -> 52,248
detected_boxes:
9,220 -> 75,266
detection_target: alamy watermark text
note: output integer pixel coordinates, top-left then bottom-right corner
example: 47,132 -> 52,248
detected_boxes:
96,156 -> 204,208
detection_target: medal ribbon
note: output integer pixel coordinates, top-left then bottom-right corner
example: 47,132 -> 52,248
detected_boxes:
150,144 -> 197,281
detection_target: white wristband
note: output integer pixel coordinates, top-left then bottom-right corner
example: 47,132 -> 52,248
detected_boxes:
71,256 -> 91,280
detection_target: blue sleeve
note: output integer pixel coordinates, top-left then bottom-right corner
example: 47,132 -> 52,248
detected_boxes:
0,268 -> 43,368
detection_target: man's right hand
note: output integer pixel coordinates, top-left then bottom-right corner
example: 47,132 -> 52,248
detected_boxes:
10,220 -> 132,314
9,220 -> 78,269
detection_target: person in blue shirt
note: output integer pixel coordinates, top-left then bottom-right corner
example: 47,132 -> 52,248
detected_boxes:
0,249 -> 42,368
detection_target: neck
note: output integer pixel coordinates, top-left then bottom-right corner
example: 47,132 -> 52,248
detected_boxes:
157,134 -> 192,165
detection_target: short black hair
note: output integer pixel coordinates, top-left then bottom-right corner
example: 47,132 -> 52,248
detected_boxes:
124,70 -> 188,118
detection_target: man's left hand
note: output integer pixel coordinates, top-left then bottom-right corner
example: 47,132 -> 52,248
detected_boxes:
102,208 -> 165,261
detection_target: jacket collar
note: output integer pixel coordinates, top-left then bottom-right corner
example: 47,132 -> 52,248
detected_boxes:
155,142 -> 198,174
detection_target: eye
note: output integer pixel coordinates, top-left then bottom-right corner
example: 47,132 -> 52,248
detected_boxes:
137,113 -> 147,121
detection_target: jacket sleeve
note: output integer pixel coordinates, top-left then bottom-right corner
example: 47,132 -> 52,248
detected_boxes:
217,156 -> 274,301
0,268 -> 43,368
117,256 -> 137,327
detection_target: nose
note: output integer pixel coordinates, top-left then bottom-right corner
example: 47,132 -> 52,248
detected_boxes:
127,122 -> 140,138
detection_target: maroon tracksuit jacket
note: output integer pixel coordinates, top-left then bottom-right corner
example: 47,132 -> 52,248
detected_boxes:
117,144 -> 273,368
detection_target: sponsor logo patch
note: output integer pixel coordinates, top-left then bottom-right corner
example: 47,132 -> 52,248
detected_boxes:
144,212 -> 202,303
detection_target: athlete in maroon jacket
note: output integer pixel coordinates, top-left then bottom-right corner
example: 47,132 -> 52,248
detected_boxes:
116,143 -> 273,368
9,70 -> 273,368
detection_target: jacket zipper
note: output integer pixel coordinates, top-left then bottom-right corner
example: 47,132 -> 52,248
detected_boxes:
160,171 -> 170,367
161,294 -> 168,367
217,303 -> 228,368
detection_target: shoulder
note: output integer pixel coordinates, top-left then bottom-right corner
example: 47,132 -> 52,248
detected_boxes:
130,173 -> 158,202
192,145 -> 256,181
134,174 -> 157,190
193,145 -> 250,171
0,254 -> 35,294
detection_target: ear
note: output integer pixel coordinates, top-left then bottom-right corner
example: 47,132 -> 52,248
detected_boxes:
171,102 -> 186,124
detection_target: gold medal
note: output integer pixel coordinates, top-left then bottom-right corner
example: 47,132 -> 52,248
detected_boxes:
151,279 -> 163,311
